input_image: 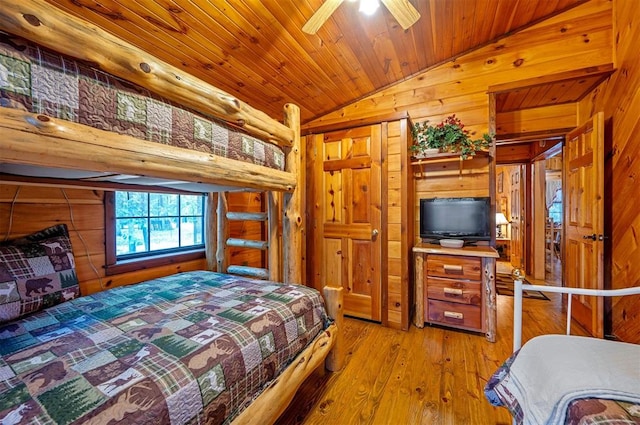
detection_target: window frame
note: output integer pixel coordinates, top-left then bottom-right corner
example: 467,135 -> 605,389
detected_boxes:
104,191 -> 206,276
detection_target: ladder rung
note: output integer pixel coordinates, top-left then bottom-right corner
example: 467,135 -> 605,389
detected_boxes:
227,265 -> 269,280
226,238 -> 268,250
226,212 -> 268,221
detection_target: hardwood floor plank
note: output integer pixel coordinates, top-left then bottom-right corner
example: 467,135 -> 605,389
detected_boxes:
279,288 -> 586,424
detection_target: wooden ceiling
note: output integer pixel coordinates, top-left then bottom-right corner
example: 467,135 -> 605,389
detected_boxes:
42,0 -> 587,124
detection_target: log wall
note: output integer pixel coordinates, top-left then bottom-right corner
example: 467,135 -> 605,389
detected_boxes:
0,184 -> 264,295
576,0 -> 640,343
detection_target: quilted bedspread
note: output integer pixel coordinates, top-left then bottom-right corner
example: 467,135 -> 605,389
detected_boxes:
0,33 -> 284,170
0,271 -> 329,424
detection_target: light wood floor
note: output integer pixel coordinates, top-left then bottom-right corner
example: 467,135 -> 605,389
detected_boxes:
278,266 -> 583,425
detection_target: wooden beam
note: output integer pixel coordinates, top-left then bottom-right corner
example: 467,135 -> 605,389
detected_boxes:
302,112 -> 411,135
488,64 -> 615,94
226,265 -> 269,280
0,107 -> 296,192
0,0 -> 294,148
205,193 -> 218,271
226,238 -> 268,250
217,193 -> 229,273
268,192 -> 282,283
283,104 -> 303,284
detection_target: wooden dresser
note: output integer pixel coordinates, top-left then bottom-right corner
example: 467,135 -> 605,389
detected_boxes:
413,244 -> 499,342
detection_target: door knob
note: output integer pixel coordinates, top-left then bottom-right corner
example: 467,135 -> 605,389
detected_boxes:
583,234 -> 597,241
371,229 -> 379,240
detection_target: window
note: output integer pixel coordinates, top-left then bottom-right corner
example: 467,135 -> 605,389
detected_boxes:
105,191 -> 206,274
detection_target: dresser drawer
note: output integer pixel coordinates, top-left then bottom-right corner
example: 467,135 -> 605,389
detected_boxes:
426,299 -> 482,330
426,254 -> 482,281
426,277 -> 482,305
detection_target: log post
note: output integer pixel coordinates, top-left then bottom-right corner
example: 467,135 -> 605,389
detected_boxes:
0,107 -> 296,192
217,193 -> 229,273
205,193 -> 218,271
283,104 -> 303,284
268,192 -> 282,282
323,286 -> 345,371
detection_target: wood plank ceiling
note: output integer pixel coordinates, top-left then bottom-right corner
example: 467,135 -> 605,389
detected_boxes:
41,0 -> 587,124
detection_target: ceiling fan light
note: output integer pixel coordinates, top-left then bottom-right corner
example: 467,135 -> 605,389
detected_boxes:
359,0 -> 379,16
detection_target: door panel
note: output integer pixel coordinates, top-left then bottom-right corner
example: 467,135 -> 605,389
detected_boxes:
510,166 -> 524,267
314,125 -> 382,321
564,112 -> 604,337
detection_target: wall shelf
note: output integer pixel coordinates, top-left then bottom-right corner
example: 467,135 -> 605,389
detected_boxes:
410,150 -> 489,166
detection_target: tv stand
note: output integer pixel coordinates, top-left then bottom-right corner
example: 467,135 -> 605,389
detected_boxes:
412,243 -> 499,342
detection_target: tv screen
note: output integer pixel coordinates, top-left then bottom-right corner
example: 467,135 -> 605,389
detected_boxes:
420,197 -> 491,241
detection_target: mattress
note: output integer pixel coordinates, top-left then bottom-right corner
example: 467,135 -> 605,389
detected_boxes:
0,34 -> 285,170
0,271 -> 328,424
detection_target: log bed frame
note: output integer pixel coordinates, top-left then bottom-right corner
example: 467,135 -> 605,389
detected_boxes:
0,1 -> 345,423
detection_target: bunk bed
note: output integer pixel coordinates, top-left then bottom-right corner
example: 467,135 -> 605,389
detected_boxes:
485,272 -> 640,424
0,1 -> 344,424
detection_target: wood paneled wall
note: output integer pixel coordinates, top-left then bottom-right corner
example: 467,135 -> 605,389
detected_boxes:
575,0 -> 640,343
386,119 -> 413,330
0,184 -> 264,295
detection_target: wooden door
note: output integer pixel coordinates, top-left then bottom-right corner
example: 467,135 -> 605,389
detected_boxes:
312,125 -> 382,321
510,166 -> 525,267
564,112 -> 604,337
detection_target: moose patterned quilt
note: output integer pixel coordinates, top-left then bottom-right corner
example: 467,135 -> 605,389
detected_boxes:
0,271 -> 329,424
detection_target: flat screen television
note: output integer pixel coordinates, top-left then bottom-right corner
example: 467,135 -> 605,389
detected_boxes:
420,197 -> 491,242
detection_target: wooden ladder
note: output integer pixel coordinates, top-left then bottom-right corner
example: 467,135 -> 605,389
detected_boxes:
216,192 -> 281,282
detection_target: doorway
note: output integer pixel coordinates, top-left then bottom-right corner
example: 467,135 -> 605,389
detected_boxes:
543,154 -> 563,284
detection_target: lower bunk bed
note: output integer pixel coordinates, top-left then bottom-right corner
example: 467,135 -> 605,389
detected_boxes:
0,230 -> 342,425
484,273 -> 640,425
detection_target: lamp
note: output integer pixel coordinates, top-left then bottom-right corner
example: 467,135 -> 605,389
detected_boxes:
496,213 -> 509,238
359,0 -> 380,15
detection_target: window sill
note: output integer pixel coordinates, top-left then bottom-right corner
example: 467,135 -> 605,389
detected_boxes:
104,249 -> 205,276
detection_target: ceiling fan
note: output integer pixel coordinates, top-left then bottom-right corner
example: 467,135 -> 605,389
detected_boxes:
302,0 -> 420,34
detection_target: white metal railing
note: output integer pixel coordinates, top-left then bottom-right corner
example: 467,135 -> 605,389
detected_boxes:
512,274 -> 640,351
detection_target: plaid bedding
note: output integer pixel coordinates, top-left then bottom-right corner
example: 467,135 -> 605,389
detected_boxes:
0,33 -> 285,170
0,271 -> 329,424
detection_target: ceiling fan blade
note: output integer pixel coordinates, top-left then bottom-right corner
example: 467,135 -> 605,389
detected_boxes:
302,0 -> 345,34
380,0 -> 420,29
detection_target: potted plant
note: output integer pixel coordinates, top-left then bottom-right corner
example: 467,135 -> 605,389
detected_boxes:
410,114 -> 493,159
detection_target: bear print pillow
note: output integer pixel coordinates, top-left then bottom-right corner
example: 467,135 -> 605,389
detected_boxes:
0,224 -> 79,323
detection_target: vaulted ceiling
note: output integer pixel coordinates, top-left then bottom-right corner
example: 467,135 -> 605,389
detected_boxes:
44,0 -> 587,124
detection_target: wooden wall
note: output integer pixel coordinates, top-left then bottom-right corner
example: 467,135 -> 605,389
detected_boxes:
575,0 -> 640,343
386,119 -> 412,329
0,183 -> 263,295
304,1 -> 613,137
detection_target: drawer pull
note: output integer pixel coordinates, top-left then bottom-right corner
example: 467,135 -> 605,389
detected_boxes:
444,311 -> 464,320
443,264 -> 463,274
443,288 -> 463,296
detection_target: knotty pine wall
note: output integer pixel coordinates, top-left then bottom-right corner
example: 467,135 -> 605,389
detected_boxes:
575,0 -> 640,343
0,184 -> 264,296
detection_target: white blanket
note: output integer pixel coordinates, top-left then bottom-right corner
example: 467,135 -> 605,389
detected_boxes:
494,334 -> 640,424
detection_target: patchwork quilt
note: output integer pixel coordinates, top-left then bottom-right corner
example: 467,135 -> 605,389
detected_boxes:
0,33 -> 285,170
0,271 -> 329,424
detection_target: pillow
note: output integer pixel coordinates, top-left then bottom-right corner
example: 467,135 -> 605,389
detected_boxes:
0,224 -> 80,323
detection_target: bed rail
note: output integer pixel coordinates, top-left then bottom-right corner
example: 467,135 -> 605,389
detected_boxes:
512,269 -> 640,351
